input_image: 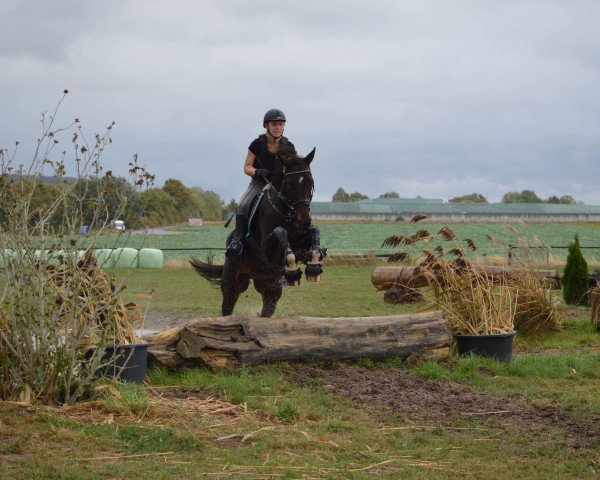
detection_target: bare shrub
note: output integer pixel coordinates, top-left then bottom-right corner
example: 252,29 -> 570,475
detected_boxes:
0,92 -> 153,404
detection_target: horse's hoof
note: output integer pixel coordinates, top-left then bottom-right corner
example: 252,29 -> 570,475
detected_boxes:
284,268 -> 302,286
305,263 -> 323,281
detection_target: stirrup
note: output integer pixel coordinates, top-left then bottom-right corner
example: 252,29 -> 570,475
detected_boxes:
225,240 -> 244,257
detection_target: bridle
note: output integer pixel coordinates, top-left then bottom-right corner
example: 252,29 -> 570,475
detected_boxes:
265,167 -> 314,221
283,168 -> 314,209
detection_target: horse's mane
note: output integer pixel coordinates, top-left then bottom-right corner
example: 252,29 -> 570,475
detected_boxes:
277,143 -> 297,161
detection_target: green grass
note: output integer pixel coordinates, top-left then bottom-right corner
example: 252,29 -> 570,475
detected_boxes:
116,265 -> 413,316
115,425 -> 201,453
514,314 -> 599,351
101,382 -> 149,414
2,251 -> 600,478
2,354 -> 600,479
412,349 -> 600,413
80,221 -> 600,263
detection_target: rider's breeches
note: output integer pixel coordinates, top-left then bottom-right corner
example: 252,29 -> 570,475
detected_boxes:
238,179 -> 266,216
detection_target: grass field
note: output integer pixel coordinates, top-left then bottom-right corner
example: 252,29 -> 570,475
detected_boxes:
2,263 -> 600,479
86,221 -> 600,264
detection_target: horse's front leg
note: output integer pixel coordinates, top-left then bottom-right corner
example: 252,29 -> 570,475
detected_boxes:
263,226 -> 302,286
284,249 -> 302,286
305,225 -> 325,282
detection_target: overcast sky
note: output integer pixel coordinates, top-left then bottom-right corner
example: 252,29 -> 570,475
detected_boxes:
1,0 -> 599,204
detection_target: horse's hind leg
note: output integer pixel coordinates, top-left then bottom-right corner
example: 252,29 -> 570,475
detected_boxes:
253,278 -> 283,317
221,260 -> 249,316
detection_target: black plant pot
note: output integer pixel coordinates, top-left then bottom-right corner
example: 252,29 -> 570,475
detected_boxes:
98,344 -> 148,383
454,331 -> 516,363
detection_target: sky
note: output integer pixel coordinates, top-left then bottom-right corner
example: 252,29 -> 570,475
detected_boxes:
1,0 -> 599,204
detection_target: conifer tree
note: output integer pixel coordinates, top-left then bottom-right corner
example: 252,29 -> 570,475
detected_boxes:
562,234 -> 590,306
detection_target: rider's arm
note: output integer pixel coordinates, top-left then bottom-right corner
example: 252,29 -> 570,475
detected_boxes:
244,150 -> 257,177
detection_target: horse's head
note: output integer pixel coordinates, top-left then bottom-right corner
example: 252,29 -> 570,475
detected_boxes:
274,147 -> 315,231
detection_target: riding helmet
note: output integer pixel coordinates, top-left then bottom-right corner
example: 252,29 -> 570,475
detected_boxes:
263,108 -> 286,127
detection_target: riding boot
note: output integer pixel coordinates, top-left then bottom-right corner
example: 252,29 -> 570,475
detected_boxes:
225,214 -> 247,257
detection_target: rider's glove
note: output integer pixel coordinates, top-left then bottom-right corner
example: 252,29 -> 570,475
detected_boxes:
253,169 -> 272,182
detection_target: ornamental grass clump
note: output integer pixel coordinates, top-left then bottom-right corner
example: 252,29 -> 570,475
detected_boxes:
383,218 -> 563,336
590,284 -> 600,329
383,220 -> 516,336
423,256 -> 516,335
511,274 -> 562,333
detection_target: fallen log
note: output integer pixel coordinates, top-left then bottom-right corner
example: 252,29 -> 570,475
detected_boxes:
372,265 -> 562,291
144,312 -> 451,369
383,285 -> 424,304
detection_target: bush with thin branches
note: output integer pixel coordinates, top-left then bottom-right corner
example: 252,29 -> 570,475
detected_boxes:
0,92 -> 153,404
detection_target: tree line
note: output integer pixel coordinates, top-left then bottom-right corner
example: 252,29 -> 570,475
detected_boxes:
1,175 -> 237,230
139,179 -> 228,227
331,187 -> 582,204
6,176 -> 583,232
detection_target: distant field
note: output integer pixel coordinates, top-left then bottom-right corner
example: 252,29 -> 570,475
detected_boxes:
88,221 -> 600,264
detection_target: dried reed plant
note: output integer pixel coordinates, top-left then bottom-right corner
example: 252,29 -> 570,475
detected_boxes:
384,220 -> 566,335
384,224 -> 517,335
511,274 -> 562,333
423,256 -> 516,335
590,284 -> 600,329
50,251 -> 142,349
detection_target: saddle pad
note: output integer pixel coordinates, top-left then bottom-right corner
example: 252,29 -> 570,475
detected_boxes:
245,192 -> 265,240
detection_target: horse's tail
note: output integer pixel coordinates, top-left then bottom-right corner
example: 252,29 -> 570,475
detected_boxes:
189,256 -> 223,287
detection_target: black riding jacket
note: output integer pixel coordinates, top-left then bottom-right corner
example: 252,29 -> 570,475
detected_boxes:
248,134 -> 296,172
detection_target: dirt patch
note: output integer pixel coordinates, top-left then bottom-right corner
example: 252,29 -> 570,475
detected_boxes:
289,364 -> 600,449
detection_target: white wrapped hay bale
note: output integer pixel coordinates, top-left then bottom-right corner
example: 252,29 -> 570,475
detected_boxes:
0,249 -> 13,268
94,249 -> 114,268
138,248 -> 163,269
46,250 -> 64,266
111,248 -> 139,268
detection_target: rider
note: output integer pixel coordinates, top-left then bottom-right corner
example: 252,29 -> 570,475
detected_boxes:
225,108 -> 297,257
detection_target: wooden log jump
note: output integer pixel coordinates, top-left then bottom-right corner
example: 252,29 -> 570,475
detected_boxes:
144,312 -> 451,369
371,265 -> 562,291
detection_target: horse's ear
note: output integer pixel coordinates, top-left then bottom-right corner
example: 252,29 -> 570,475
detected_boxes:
304,147 -> 316,165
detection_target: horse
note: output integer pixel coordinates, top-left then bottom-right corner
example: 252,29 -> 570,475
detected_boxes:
190,147 -> 326,317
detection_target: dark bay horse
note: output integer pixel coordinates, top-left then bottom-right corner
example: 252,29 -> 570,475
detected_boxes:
190,147 -> 325,317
